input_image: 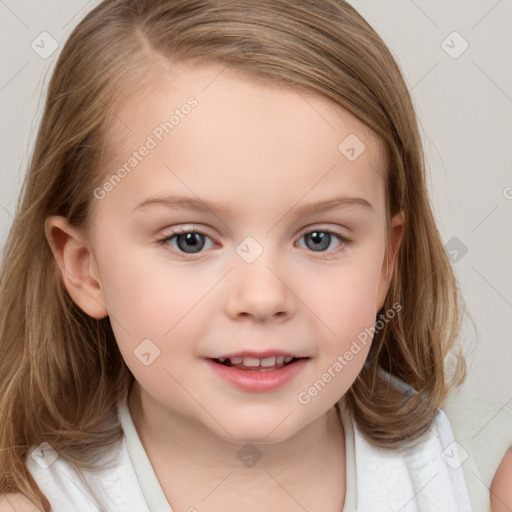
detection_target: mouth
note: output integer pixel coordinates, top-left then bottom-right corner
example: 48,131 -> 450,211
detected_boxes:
205,353 -> 310,392
207,355 -> 308,372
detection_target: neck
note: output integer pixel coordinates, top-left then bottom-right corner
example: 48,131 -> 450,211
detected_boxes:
128,383 -> 346,512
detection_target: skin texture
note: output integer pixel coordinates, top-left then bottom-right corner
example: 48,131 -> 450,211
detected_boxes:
44,62 -> 408,511
0,495 -> 38,512
490,448 -> 512,512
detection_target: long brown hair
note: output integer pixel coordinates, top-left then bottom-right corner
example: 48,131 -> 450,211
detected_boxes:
0,0 -> 468,508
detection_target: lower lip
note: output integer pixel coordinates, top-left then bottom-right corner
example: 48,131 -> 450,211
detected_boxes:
205,358 -> 309,393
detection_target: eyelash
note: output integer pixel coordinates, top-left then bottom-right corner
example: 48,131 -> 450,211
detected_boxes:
155,226 -> 352,259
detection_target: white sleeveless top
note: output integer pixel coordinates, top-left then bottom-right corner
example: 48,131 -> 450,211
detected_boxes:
26,384 -> 510,512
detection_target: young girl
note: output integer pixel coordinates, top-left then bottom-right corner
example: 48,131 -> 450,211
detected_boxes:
0,1 -> 510,511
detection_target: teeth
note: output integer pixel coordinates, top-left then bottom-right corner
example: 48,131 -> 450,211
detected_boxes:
260,356 -> 277,367
242,357 -> 260,367
215,355 -> 295,367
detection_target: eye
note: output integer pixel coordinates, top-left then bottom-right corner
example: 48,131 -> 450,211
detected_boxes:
156,229 -> 215,255
156,227 -> 351,257
296,228 -> 350,254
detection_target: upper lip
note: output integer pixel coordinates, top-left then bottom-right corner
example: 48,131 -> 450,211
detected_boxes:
209,350 -> 308,359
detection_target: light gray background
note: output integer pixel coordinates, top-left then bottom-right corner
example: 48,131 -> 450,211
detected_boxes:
0,1 -> 511,406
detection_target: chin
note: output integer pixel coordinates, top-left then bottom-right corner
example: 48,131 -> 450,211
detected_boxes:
228,431 -> 293,446
208,416 -> 301,446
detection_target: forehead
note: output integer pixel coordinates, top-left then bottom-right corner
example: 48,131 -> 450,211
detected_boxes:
99,62 -> 387,218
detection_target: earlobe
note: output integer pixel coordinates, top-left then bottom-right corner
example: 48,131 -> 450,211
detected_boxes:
44,216 -> 108,319
376,210 -> 405,312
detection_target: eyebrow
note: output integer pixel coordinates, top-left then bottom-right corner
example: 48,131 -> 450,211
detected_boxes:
134,194 -> 374,217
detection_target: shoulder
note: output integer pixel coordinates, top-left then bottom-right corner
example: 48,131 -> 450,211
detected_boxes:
490,448 -> 512,512
441,387 -> 512,511
0,494 -> 43,511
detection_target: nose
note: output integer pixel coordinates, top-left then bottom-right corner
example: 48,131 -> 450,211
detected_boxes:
224,251 -> 297,323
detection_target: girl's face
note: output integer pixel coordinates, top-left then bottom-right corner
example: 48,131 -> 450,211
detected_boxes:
86,63 -> 403,443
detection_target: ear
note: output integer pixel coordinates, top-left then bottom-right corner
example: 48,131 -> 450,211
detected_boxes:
44,216 -> 108,319
376,210 -> 405,312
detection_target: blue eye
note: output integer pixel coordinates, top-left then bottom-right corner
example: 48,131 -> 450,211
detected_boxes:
157,230 -> 214,254
157,228 -> 350,257
297,229 -> 349,253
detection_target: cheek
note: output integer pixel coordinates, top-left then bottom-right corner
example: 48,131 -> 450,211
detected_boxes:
100,243 -> 196,326
300,270 -> 380,404
302,252 -> 384,334
296,252 -> 384,399
96,241 -> 217,370
97,246 -> 210,396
